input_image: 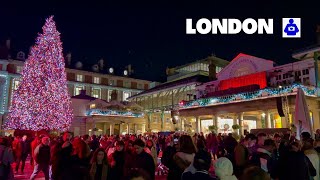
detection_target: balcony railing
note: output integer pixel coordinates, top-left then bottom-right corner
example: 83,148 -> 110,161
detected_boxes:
86,109 -> 144,118
180,84 -> 317,109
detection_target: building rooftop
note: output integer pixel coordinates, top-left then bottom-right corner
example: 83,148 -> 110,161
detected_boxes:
129,75 -> 209,99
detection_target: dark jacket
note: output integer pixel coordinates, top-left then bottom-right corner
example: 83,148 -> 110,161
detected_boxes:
278,151 -> 314,180
109,150 -> 125,180
21,140 -> 30,155
124,151 -> 155,180
250,148 -> 278,179
182,171 -> 217,180
34,144 -> 50,165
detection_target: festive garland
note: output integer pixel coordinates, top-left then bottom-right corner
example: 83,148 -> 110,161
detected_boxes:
181,84 -> 317,109
86,109 -> 144,118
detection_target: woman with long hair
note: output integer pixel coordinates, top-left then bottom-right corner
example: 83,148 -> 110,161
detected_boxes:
167,135 -> 197,180
90,148 -> 108,180
70,138 -> 91,180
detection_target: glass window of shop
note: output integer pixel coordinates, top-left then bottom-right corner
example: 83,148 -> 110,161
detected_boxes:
92,88 -> 101,98
217,118 -> 233,134
75,86 -> 84,95
242,120 -> 257,133
201,120 -> 213,135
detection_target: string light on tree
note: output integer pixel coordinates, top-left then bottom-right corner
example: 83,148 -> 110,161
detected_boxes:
3,16 -> 73,131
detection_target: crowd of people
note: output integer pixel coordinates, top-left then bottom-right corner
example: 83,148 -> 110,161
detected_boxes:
0,130 -> 319,180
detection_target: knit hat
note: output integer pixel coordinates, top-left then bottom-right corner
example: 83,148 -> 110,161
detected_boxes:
214,157 -> 237,180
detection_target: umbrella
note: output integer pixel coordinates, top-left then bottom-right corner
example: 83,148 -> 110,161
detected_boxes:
294,88 -> 313,140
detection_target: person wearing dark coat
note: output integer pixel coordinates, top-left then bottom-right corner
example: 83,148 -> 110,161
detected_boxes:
124,139 -> 156,180
278,142 -> 315,180
15,135 -> 30,173
30,136 -> 51,180
109,141 -> 126,180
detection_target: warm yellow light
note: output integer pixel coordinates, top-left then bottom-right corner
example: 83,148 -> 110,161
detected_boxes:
90,104 -> 96,109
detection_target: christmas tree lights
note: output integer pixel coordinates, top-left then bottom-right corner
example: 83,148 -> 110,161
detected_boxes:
3,16 -> 73,131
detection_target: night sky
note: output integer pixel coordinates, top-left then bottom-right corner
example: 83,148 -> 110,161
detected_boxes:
1,1 -> 320,82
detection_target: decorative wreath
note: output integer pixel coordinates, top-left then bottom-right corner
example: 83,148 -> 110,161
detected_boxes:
224,124 -> 230,130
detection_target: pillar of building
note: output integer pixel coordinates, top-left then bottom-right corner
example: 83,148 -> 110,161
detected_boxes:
161,111 -> 164,131
134,124 -> 138,134
213,115 -> 218,127
147,112 -> 152,132
265,111 -> 271,128
270,112 -> 275,128
195,116 -> 200,133
238,113 -> 244,136
109,123 -> 114,136
233,115 -> 239,134
103,123 -> 107,135
181,118 -> 185,132
119,124 -> 123,135
281,117 -> 287,128
142,124 -> 146,133
256,115 -> 262,129
127,124 -> 129,134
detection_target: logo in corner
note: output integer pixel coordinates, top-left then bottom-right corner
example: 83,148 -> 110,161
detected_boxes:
282,18 -> 301,38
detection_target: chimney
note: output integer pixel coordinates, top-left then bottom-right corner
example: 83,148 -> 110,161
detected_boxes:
317,25 -> 320,44
6,39 -> 10,50
66,53 -> 72,66
208,57 -> 217,81
98,58 -> 104,71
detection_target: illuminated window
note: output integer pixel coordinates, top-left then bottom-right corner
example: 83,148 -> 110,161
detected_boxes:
216,66 -> 222,73
107,90 -> 112,101
93,77 -> 100,84
123,91 -> 131,101
124,81 -> 130,88
13,80 -> 20,90
16,66 -> 23,74
75,86 -> 84,95
90,104 -> 96,109
76,74 -> 83,82
92,88 -> 101,98
109,79 -> 115,86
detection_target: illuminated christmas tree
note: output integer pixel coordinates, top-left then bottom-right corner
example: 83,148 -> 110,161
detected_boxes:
4,16 -> 73,131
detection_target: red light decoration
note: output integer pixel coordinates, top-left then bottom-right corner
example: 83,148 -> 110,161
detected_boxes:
219,71 -> 267,90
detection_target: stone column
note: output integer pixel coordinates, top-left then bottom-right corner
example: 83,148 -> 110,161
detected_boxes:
281,117 -> 287,128
233,115 -> 239,135
270,113 -> 275,128
119,124 -> 123,135
238,113 -> 244,136
265,111 -> 271,128
134,124 -> 138,134
195,116 -> 200,133
126,124 -> 129,134
256,115 -> 262,129
103,123 -> 107,135
142,124 -> 146,133
109,123 -> 114,136
181,118 -> 185,132
147,112 -> 152,132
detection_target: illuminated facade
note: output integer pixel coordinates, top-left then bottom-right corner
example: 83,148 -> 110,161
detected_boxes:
179,50 -> 320,135
128,55 -> 229,132
0,53 -> 152,134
